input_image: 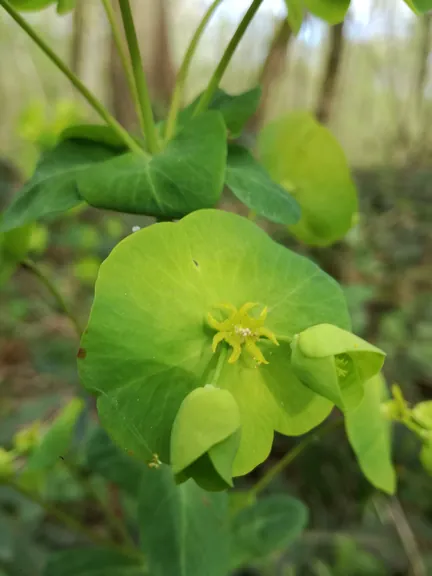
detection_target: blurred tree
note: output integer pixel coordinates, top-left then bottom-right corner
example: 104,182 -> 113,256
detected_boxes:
316,21 -> 346,124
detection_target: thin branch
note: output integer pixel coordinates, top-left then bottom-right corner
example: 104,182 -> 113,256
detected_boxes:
0,0 -> 144,155
21,259 -> 83,338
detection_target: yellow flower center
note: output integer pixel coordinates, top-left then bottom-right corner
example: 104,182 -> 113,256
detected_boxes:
207,302 -> 279,365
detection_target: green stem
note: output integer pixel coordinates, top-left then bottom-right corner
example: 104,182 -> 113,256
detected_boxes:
21,259 -> 82,338
1,479 -> 141,559
164,0 -> 225,141
101,0 -> 145,135
249,418 -> 343,498
209,345 -> 228,386
118,0 -> 159,154
0,0 -> 143,155
194,0 -> 264,116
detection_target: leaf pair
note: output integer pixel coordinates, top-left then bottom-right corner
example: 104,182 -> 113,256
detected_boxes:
1,87 -> 301,234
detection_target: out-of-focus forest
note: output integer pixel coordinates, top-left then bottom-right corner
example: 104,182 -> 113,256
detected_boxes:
0,1 -> 431,574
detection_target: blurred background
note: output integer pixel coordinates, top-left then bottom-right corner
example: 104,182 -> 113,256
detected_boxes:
0,0 -> 431,574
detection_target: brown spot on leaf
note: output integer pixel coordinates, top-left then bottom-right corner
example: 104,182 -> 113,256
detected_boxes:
77,348 -> 87,359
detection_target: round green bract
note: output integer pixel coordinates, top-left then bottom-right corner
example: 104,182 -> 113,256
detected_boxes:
258,112 -> 358,246
78,210 -> 350,477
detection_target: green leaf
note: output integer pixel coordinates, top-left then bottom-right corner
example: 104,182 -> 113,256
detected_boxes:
43,548 -> 145,576
412,401 -> 432,430
61,124 -> 128,150
284,0 -> 304,33
0,140 -> 117,232
8,0 -> 54,11
231,495 -> 308,568
79,209 -> 350,479
258,111 -> 358,246
291,324 -> 385,412
56,0 -> 75,13
171,386 -> 241,490
420,442 -> 432,475
0,220 -> 31,286
26,398 -> 84,471
345,374 -> 396,494
180,88 -> 261,137
225,144 -> 300,225
404,0 -> 432,13
78,112 -> 227,219
85,427 -> 144,496
138,464 -> 229,576
304,0 -> 350,23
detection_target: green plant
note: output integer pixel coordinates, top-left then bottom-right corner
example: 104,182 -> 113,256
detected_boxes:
1,0 -> 431,575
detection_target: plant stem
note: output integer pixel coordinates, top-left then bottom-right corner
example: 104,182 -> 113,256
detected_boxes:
118,0 -> 159,154
1,479 -> 141,559
209,345 -> 228,386
193,0 -> 264,116
21,259 -> 82,338
67,463 -> 135,549
249,418 -> 343,498
101,0 -> 145,135
164,0 -> 224,141
0,0 -> 143,155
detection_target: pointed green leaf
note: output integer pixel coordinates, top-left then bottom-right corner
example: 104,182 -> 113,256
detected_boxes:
8,0 -> 54,10
412,401 -> 432,430
284,0 -> 304,33
61,124 -> 128,150
78,112 -> 226,219
304,0 -> 350,23
0,221 -> 31,286
231,495 -> 308,568
171,385 -> 241,490
404,0 -> 432,13
43,549 -> 145,576
291,324 -> 385,411
0,140 -> 117,232
138,464 -> 229,576
180,88 -> 261,137
225,144 -> 300,225
26,398 -> 84,471
258,111 -> 358,246
345,374 -> 396,494
56,0 -> 75,13
420,442 -> 432,475
79,210 -> 349,478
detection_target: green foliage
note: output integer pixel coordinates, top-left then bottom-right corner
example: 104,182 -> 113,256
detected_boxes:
258,111 -> 358,246
345,374 -> 396,494
404,0 -> 432,13
225,144 -> 301,225
8,0 -> 74,13
43,549 -> 145,576
0,140 -> 116,232
231,495 -> 308,568
0,220 -> 31,285
78,112 -> 226,219
25,398 -> 84,471
180,87 -> 261,138
138,464 -> 229,576
284,0 -> 304,34
291,324 -> 385,412
171,386 -> 241,490
78,209 -> 349,483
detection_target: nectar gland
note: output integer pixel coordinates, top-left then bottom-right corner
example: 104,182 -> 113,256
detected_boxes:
207,302 -> 279,365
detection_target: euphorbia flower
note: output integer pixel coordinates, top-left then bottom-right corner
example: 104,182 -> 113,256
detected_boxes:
290,323 -> 385,412
79,209 -> 368,488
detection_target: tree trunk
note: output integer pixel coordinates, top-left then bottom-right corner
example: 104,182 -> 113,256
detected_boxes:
248,19 -> 293,133
146,0 -> 175,118
70,0 -> 86,77
315,22 -> 345,124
